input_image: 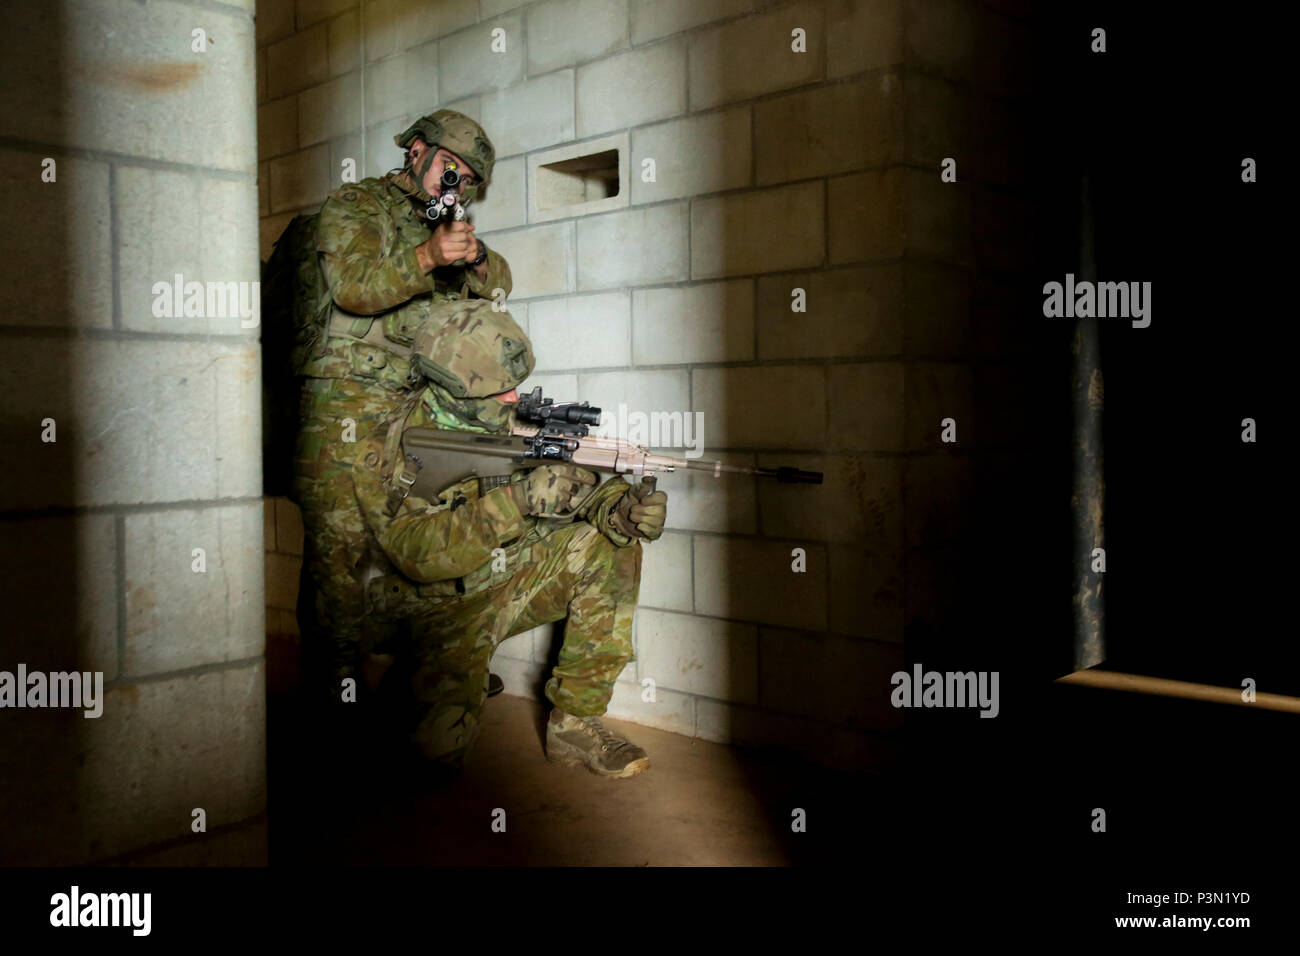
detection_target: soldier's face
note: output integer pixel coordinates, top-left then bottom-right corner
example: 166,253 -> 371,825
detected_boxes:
409,141 -> 477,198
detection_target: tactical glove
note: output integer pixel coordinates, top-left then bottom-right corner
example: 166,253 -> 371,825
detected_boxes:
609,484 -> 668,542
512,463 -> 598,517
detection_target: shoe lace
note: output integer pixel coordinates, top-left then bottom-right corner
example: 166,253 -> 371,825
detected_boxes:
583,717 -> 621,752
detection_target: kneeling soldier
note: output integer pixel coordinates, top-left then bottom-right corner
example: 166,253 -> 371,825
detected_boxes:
351,301 -> 668,779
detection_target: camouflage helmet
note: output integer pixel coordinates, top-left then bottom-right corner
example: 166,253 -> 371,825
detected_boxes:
410,299 -> 533,399
394,109 -> 495,202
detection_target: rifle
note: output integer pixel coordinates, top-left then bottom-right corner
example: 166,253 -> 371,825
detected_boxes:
399,387 -> 823,507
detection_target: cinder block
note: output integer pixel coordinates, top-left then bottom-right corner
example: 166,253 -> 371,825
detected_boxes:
630,106 -> 751,204
270,143 -> 331,213
490,656 -> 548,698
694,697 -> 818,753
480,71 -> 575,157
693,536 -> 827,630
828,0 -> 903,77
518,371 -> 579,403
259,45 -> 268,103
692,181 -> 823,278
904,453 -> 975,549
0,149 -> 111,329
274,498 -> 304,555
904,71 -> 969,169
826,363 -> 905,451
604,676 -> 695,736
829,542 -> 904,640
494,630 -> 533,662
755,75 -> 903,185
759,454 -> 902,546
0,661 -> 265,865
435,14 -> 526,102
904,361 -> 974,452
268,23 -> 329,100
526,0 -> 629,75
0,339 -> 261,509
828,168 -> 903,264
639,531 -> 693,612
904,260 -> 971,357
258,95 -> 298,158
117,166 -> 261,334
329,132 -> 364,194
904,0 -> 974,80
662,451 -> 758,535
263,497 -> 277,551
364,116 -> 417,180
482,0 -> 531,15
634,608 -> 757,702
299,73 -> 362,146
258,0 -> 295,46
327,7 -> 360,77
756,264 -> 903,360
125,505 -> 265,676
297,0 -> 356,29
0,515 -> 118,678
530,293 -> 632,370
471,156 -> 526,233
759,628 -> 904,729
1,0 -> 256,172
692,365 -> 825,450
631,0 -> 752,44
577,37 -> 686,137
367,0 -> 478,61
576,203 -> 689,290
476,221 -> 575,299
575,369 -> 691,439
904,167 -> 973,266
689,0 -> 825,110
632,280 -> 755,365
365,45 -> 437,126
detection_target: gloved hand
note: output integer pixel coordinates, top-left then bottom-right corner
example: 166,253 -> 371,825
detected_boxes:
512,463 -> 598,516
610,483 -> 668,542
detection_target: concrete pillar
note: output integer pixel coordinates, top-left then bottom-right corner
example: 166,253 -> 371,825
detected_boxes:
0,0 -> 265,864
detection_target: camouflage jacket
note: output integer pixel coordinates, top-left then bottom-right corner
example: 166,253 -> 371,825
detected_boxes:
350,423 -> 634,599
302,173 -> 513,391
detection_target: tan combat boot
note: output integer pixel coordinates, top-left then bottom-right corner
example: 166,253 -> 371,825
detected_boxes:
546,709 -> 650,778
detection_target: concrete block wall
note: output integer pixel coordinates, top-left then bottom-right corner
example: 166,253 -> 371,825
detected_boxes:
257,0 -> 1035,773
1,0 -> 265,864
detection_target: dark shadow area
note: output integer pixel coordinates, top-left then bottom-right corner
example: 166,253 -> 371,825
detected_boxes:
0,1 -> 93,866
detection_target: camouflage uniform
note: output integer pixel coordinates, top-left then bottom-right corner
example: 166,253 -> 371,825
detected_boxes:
291,111 -> 509,698
348,304 -> 647,771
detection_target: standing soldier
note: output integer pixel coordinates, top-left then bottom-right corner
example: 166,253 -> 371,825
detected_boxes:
288,110 -> 510,707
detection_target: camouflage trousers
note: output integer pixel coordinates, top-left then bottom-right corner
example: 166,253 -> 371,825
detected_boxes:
371,520 -> 642,768
291,376 -> 412,699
